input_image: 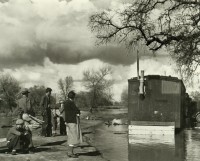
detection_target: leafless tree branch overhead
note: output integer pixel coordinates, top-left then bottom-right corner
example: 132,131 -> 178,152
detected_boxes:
89,0 -> 200,77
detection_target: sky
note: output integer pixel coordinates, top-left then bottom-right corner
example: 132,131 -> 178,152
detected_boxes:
0,0 -> 193,101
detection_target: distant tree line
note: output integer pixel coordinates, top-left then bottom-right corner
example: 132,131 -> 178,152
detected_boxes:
121,87 -> 128,107
0,66 -> 129,115
0,74 -> 20,114
57,66 -> 114,111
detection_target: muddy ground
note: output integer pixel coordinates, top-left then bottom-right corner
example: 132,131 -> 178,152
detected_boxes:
0,110 -> 127,161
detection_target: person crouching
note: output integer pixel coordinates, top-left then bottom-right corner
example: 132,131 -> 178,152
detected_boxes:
6,119 -> 34,155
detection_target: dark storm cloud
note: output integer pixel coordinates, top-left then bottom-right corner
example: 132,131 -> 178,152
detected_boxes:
0,42 -> 152,69
0,0 -> 158,69
42,43 -> 144,66
94,45 -> 137,65
0,0 -> 9,3
46,43 -> 89,64
0,45 -> 45,68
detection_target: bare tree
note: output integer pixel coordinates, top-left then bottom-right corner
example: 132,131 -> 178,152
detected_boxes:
190,85 -> 200,102
89,0 -> 200,79
58,79 -> 66,100
29,85 -> 46,115
58,76 -> 73,101
0,74 -> 20,112
121,87 -> 128,107
83,66 -> 113,110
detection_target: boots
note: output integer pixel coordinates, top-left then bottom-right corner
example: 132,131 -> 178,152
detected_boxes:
67,146 -> 78,158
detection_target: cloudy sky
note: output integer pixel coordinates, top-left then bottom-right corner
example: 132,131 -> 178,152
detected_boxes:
0,0 -> 187,101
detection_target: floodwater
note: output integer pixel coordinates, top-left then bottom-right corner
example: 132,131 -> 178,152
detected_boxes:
92,124 -> 128,161
1,112 -> 200,161
92,124 -> 200,161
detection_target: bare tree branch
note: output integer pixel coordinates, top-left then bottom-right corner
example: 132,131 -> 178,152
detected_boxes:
83,66 -> 113,109
89,0 -> 200,77
58,76 -> 73,101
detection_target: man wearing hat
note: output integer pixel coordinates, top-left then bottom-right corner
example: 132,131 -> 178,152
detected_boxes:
17,88 -> 40,131
17,88 -> 33,118
7,119 -> 34,155
40,87 -> 56,137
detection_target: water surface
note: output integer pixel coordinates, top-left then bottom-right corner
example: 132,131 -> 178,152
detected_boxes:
1,112 -> 200,161
92,124 -> 200,161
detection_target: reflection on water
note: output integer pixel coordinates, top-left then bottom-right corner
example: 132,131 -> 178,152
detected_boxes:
92,124 -> 128,161
92,124 -> 200,161
129,130 -> 200,161
185,129 -> 200,161
1,115 -> 200,161
129,132 -> 184,161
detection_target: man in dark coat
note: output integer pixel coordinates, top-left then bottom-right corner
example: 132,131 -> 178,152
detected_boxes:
40,87 -> 54,137
64,91 -> 81,158
7,119 -> 34,155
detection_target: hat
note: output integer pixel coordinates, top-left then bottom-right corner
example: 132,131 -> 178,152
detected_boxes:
21,88 -> 30,94
16,119 -> 24,125
46,87 -> 52,93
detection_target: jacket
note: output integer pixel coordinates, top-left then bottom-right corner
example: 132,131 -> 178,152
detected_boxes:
17,96 -> 32,114
40,95 -> 55,115
64,99 -> 80,123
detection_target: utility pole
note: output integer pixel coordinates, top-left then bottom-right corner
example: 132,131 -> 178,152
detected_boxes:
137,49 -> 139,79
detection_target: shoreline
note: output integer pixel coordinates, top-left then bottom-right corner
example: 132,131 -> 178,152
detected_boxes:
0,110 -> 127,161
0,119 -> 108,161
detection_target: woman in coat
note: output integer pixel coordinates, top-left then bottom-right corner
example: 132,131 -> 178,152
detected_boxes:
64,91 -> 82,158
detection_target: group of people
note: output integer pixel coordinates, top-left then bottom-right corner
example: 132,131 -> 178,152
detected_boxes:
6,88 -> 82,158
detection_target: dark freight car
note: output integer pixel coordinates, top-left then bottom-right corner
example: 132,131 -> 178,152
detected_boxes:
128,74 -> 186,129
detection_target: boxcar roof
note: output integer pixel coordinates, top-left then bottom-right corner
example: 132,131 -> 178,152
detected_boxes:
129,75 -> 179,81
128,75 -> 185,91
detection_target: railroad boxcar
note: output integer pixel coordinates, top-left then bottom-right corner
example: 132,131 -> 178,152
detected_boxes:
128,73 -> 186,133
